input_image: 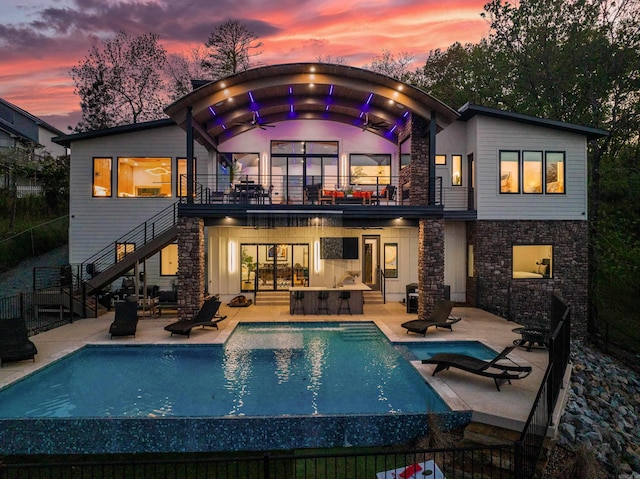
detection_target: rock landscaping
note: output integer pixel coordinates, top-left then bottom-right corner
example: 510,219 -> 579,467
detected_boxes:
552,341 -> 640,479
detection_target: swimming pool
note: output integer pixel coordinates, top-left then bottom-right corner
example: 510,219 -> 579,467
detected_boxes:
0,322 -> 471,454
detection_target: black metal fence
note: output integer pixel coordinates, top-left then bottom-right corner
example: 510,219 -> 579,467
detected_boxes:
516,294 -> 571,477
0,445 -> 518,479
0,288 -> 75,335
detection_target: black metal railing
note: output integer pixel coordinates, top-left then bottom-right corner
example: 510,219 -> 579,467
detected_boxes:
178,174 -> 455,208
0,288 -> 76,335
0,445 -> 518,478
515,294 -> 571,478
79,202 -> 179,283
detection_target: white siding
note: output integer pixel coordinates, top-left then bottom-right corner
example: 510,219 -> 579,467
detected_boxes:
469,116 -> 588,220
444,221 -> 467,302
69,125 -> 208,280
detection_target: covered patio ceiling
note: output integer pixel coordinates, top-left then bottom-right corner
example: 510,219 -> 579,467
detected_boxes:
164,63 -> 459,148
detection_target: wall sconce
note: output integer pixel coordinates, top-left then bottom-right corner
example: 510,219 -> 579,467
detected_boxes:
314,240 -> 321,273
228,241 -> 236,273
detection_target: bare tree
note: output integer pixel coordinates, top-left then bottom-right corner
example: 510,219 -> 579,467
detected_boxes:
165,46 -> 211,100
70,31 -> 168,131
202,19 -> 263,79
362,50 -> 415,82
315,55 -> 348,66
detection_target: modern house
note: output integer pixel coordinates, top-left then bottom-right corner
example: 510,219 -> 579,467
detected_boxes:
0,97 -> 67,196
54,63 -> 607,335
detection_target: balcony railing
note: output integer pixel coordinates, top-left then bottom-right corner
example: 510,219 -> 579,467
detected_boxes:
179,174 -> 473,210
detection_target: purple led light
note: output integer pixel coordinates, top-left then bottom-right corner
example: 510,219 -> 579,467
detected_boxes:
329,85 -> 334,95
289,86 -> 293,95
366,93 -> 374,104
390,125 -> 398,133
403,111 -> 410,118
248,91 -> 255,103
208,106 -> 217,116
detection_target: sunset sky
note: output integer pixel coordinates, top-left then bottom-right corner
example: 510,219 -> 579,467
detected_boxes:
0,0 -> 490,131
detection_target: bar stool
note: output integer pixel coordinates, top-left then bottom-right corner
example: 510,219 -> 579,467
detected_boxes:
317,290 -> 329,315
292,290 -> 305,315
337,291 -> 351,315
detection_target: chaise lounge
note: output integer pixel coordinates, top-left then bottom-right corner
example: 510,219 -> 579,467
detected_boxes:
164,297 -> 226,337
400,300 -> 461,336
0,317 -> 38,367
109,299 -> 139,338
422,346 -> 532,391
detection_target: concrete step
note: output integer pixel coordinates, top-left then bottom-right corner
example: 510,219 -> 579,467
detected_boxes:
255,291 -> 289,306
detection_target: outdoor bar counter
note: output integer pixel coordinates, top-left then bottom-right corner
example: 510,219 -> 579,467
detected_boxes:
289,284 -> 370,315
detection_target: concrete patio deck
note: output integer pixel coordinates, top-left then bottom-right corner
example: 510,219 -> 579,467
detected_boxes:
0,298 -> 557,435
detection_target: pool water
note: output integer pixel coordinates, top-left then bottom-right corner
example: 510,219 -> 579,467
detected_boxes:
396,340 -> 498,361
0,322 -> 448,419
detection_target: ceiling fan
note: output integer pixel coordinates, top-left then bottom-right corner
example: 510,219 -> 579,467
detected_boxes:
234,111 -> 276,130
361,113 -> 388,132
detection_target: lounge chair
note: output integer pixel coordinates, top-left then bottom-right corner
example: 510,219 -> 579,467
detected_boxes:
109,299 -> 139,338
400,300 -> 460,336
422,346 -> 532,391
0,317 -> 38,367
164,298 -> 226,337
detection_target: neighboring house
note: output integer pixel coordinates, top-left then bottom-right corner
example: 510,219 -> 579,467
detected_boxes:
0,97 -> 67,196
54,64 -> 607,335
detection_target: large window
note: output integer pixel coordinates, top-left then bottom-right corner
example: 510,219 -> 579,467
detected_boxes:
512,245 -> 553,279
116,242 -> 135,261
117,157 -> 172,198
500,150 -> 566,195
92,158 -> 112,197
523,151 -> 543,194
546,152 -> 565,193
349,154 -> 391,185
500,151 -> 520,193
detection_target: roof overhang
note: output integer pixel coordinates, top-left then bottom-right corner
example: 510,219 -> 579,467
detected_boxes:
164,63 -> 459,148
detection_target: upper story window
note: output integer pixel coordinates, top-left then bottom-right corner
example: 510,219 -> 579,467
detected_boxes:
500,150 -> 566,195
92,157 -> 112,197
452,155 -> 462,186
546,152 -> 565,193
117,157 -> 172,198
349,154 -> 391,185
523,151 -> 543,194
435,154 -> 446,165
400,138 -> 411,169
500,151 -> 520,193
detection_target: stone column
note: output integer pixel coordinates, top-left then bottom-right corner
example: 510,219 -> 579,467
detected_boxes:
418,218 -> 445,319
177,216 -> 205,320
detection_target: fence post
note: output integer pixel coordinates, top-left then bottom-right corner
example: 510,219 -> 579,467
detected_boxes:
263,453 -> 270,479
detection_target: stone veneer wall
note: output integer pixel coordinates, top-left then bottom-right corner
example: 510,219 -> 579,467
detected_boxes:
408,115 -> 430,206
418,218 -> 445,318
467,220 -> 588,338
177,216 -> 205,320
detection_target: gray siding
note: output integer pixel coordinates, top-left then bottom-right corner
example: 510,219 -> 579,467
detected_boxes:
470,116 -> 588,220
69,125 -> 208,276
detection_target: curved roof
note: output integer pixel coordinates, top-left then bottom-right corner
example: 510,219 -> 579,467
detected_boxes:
164,63 -> 459,147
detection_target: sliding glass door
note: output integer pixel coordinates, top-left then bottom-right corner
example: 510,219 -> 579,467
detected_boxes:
242,243 -> 309,291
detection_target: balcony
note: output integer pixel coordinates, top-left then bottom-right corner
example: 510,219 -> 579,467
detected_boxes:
177,175 -> 475,222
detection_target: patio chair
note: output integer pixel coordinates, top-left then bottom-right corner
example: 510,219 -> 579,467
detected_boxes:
400,300 -> 460,336
422,346 -> 532,391
109,299 -> 139,338
0,317 -> 38,367
164,298 -> 226,337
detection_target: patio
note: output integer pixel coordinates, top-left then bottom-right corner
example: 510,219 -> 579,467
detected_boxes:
0,299 -> 558,435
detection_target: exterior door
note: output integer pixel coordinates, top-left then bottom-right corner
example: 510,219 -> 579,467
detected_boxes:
362,235 -> 380,290
255,243 -> 309,291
